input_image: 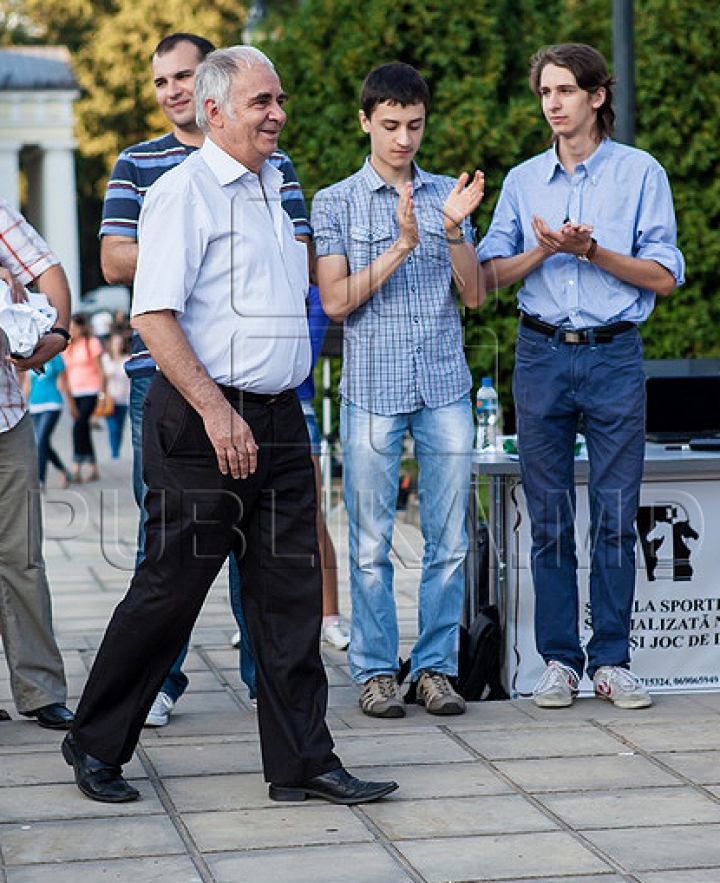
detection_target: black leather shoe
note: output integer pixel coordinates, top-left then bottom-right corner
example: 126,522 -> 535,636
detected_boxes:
269,767 -> 398,805
61,732 -> 139,803
27,703 -> 75,730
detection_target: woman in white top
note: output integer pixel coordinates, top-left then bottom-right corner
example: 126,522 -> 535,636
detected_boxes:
101,329 -> 131,459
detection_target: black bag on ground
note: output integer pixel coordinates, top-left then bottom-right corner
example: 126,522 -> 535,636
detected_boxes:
456,605 -> 508,701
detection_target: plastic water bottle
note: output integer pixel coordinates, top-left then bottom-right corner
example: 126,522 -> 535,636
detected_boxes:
475,376 -> 499,451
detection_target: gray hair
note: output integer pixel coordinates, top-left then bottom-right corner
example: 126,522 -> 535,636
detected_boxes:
195,46 -> 276,132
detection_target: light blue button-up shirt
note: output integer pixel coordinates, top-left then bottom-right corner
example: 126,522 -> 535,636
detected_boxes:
478,139 -> 685,327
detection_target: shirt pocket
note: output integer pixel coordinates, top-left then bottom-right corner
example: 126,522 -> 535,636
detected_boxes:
348,223 -> 393,268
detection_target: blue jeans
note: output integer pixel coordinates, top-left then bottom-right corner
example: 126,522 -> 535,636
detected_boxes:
105,403 -> 128,459
129,372 -> 189,702
340,398 -> 474,683
229,553 -> 257,699
31,410 -> 67,484
129,373 -> 153,561
513,325 -> 646,679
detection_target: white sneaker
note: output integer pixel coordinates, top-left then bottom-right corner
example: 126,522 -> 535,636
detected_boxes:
230,631 -> 241,648
322,618 -> 351,651
532,661 -> 579,708
144,691 -> 175,727
593,666 -> 652,709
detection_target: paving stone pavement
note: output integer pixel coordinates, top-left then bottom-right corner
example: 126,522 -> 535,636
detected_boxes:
3,422 -> 720,882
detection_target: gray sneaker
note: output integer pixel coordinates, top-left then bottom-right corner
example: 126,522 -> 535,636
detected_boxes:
359,675 -> 405,718
416,671 -> 466,715
593,666 -> 652,709
144,691 -> 175,727
532,661 -> 579,708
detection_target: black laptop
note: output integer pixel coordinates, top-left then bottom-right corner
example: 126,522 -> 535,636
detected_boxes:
645,374 -> 720,445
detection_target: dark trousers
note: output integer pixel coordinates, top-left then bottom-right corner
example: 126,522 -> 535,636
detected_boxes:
72,374 -> 340,785
71,394 -> 98,464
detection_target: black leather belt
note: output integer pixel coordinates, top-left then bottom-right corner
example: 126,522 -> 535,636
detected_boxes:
520,312 -> 636,344
217,384 -> 292,405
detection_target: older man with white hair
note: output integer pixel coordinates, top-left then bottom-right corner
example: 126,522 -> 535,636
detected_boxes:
61,46 -> 398,807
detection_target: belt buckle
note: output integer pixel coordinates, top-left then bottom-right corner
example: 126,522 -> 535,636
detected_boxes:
563,330 -> 584,344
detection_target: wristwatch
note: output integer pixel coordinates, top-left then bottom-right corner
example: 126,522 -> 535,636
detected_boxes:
50,326 -> 71,347
577,238 -> 598,262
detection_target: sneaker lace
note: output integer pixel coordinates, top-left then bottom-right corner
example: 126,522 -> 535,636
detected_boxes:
421,672 -> 454,699
371,675 -> 399,699
536,661 -> 576,692
606,667 -> 643,693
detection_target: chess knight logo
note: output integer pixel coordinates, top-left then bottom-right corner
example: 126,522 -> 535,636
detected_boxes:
637,503 -> 699,582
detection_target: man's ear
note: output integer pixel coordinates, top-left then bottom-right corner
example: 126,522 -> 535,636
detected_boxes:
359,109 -> 371,134
591,86 -> 606,111
206,97 -> 222,127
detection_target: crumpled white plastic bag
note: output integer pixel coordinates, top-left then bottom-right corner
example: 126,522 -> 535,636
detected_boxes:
0,280 -> 57,358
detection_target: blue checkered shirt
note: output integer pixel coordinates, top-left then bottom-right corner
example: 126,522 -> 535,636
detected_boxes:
312,160 -> 472,415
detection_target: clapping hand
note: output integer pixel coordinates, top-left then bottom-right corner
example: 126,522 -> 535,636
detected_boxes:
443,171 -> 485,234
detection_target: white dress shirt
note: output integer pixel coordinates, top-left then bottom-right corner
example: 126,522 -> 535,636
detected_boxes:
133,138 -> 311,394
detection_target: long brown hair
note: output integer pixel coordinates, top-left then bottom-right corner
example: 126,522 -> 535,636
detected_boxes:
529,43 -> 615,140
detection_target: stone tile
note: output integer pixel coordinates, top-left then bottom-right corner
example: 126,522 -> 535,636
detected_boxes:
582,823 -> 720,872
6,856 -> 202,883
459,723 -> 629,759
162,772 -> 269,812
205,843 -> 414,883
397,831 -> 611,882
138,709 -> 259,740
0,816 -> 185,864
176,671 -> 226,692
141,738 -> 263,777
0,748 -> 114,788
185,803 -> 373,852
330,729 -> 475,766
355,761 -> 512,800
498,878 -> 626,883
160,690 -> 244,716
644,871 -> 720,882
495,752 -> 680,792
608,719 -> 720,753
0,782 -> 162,822
655,751 -> 720,785
539,786 -> 720,829
363,793 -> 557,839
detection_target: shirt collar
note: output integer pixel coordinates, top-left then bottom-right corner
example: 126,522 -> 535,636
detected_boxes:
543,137 -> 613,183
200,137 -> 283,189
359,156 -> 432,192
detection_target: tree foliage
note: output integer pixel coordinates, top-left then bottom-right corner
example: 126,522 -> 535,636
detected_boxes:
2,0 -> 718,393
260,0 -> 720,410
2,0 -> 248,290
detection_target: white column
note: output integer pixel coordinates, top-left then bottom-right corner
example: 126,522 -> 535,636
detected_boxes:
38,141 -> 81,310
0,143 -> 22,209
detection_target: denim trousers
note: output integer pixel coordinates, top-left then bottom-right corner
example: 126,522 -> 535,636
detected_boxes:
129,372 -> 189,702
513,325 -> 646,679
340,398 -> 474,683
228,552 -> 257,698
31,410 -> 66,484
105,403 -> 128,459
